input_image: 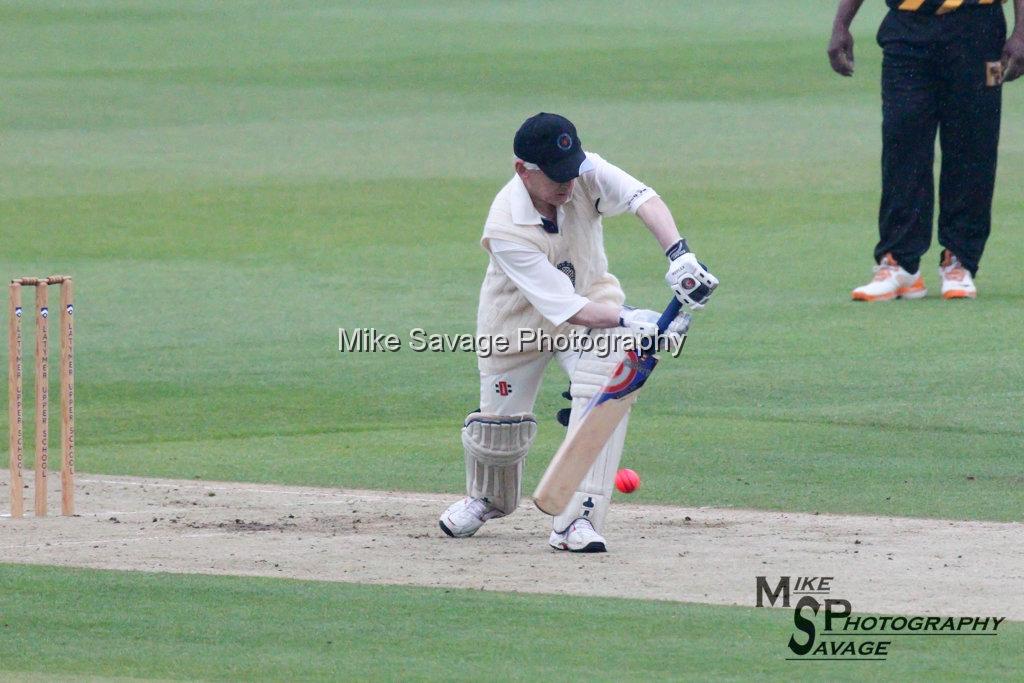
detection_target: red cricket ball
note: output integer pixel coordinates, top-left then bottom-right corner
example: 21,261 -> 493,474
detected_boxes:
615,468 -> 640,494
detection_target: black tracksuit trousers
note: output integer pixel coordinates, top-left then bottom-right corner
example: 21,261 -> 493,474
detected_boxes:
875,6 -> 1006,276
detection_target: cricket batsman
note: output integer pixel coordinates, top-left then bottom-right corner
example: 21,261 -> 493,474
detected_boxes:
438,113 -> 718,552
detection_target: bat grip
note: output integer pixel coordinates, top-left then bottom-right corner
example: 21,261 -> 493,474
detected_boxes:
638,298 -> 685,355
656,297 -> 683,334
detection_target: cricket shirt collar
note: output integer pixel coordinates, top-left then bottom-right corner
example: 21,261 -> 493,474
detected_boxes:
511,174 -> 563,233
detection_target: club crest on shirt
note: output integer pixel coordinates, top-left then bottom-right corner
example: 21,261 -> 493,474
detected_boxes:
556,261 -> 576,287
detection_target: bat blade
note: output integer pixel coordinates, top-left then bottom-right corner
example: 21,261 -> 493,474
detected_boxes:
532,392 -> 638,515
532,298 -> 686,517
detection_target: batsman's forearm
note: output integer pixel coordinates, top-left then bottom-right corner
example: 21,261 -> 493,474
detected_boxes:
833,0 -> 866,29
567,301 -> 621,329
635,197 -> 683,253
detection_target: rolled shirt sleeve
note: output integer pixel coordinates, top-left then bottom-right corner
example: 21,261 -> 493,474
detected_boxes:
585,153 -> 659,217
489,239 -> 590,326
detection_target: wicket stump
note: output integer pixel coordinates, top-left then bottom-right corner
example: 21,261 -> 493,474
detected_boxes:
7,276 -> 74,517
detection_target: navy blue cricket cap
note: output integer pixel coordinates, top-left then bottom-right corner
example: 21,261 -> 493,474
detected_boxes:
513,113 -> 594,183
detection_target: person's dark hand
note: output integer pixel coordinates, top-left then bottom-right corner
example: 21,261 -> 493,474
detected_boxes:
1002,32 -> 1024,83
828,26 -> 855,77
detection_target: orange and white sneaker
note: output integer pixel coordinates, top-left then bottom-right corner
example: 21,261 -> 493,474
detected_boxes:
939,250 -> 976,300
851,253 -> 927,302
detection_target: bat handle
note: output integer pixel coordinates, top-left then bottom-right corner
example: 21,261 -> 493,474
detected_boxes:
656,297 -> 684,334
638,298 -> 686,355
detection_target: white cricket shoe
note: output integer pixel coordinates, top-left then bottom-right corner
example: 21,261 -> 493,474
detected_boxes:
549,517 -> 607,553
439,497 -> 504,538
939,250 -> 977,300
851,253 -> 927,302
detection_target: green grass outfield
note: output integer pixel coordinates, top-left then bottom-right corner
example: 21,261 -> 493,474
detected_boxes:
0,564 -> 1020,682
1,1 -> 1022,679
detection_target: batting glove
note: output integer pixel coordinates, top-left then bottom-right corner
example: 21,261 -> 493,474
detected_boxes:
619,306 -> 690,342
665,239 -> 718,309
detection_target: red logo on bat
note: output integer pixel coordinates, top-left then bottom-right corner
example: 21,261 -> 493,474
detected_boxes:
603,352 -> 640,394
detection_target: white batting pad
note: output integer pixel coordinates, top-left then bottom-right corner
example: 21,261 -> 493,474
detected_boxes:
463,412 -> 537,515
554,331 -> 631,532
552,405 -> 629,533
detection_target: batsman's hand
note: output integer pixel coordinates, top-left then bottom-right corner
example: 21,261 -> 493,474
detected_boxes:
828,26 -> 855,77
619,306 -> 689,343
665,247 -> 718,310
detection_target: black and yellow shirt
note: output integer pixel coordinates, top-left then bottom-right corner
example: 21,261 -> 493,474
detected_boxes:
886,0 -> 1006,13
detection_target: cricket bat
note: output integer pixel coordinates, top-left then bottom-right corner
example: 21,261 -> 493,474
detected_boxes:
532,298 -> 687,516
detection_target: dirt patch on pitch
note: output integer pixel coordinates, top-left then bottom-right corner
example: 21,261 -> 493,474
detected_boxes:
2,472 -> 1022,619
